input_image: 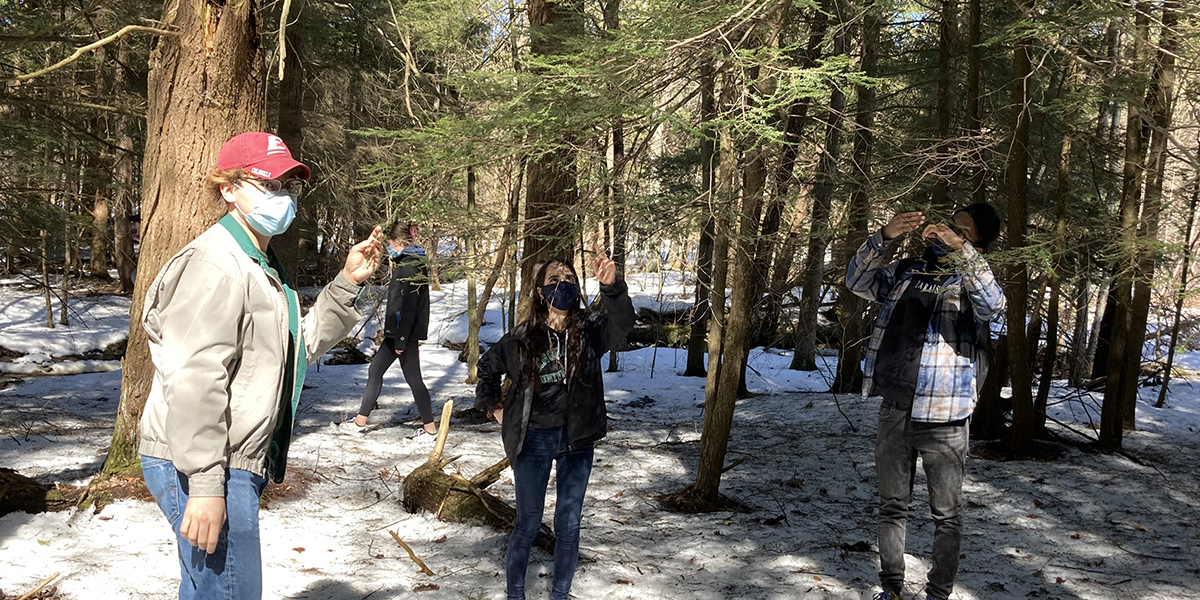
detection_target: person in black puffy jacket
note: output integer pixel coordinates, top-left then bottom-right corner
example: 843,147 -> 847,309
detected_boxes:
352,220 -> 436,435
475,244 -> 634,600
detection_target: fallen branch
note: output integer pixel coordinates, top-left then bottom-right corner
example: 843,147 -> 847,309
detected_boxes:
17,572 -> 59,600
721,456 -> 749,474
469,457 -> 510,489
387,531 -> 435,576
428,399 -> 454,464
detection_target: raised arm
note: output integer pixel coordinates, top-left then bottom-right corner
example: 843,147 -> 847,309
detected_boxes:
845,211 -> 924,303
952,244 -> 1006,322
590,243 -> 635,351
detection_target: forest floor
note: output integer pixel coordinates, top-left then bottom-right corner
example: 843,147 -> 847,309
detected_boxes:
1,273 -> 1198,600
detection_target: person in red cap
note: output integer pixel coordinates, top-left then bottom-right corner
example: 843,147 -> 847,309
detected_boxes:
138,131 -> 384,600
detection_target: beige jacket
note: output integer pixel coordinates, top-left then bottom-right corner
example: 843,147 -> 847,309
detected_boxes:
139,221 -> 361,497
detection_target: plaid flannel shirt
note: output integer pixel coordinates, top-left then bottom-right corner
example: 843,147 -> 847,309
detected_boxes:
846,229 -> 1006,422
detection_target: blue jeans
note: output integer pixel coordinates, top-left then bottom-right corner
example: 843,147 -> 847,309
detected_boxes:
141,456 -> 268,600
875,405 -> 969,600
506,426 -> 594,600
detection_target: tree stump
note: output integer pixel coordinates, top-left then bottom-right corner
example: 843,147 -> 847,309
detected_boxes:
0,468 -> 50,516
402,401 -> 555,552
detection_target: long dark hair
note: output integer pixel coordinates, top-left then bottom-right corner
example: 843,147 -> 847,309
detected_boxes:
388,219 -> 416,246
522,258 -> 583,390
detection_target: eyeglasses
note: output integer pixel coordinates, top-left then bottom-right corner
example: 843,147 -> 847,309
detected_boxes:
245,178 -> 305,196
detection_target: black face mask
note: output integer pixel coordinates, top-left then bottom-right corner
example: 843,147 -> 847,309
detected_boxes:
540,281 -> 579,311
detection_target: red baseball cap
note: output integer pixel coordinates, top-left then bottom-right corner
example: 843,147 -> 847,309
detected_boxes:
217,132 -> 311,181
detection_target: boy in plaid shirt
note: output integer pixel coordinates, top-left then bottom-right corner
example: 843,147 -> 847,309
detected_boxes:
845,204 -> 1004,600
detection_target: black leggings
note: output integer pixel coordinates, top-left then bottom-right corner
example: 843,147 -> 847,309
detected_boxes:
358,337 -> 434,425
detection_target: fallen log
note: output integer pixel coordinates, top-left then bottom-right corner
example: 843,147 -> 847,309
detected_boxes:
0,469 -> 50,517
402,400 -> 554,552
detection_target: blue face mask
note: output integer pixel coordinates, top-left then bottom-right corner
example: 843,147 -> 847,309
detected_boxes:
540,281 -> 580,311
237,183 -> 296,237
387,246 -> 404,259
929,239 -> 952,259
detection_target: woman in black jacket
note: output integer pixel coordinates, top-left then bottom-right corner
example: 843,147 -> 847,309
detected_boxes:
352,220 -> 436,435
475,245 -> 635,600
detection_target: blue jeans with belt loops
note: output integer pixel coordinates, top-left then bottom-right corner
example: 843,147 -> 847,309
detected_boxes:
505,426 -> 595,600
141,456 -> 268,600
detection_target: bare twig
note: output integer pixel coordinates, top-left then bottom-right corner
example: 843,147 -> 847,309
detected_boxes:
5,26 -> 178,83
16,572 -> 59,600
277,0 -> 294,80
387,531 -> 436,576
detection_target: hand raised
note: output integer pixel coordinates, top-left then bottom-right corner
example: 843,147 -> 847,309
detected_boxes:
342,226 -> 384,285
922,223 -> 967,251
881,211 -> 926,240
591,242 -> 617,286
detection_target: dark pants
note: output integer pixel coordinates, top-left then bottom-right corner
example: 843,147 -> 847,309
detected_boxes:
875,404 -> 969,600
358,337 -> 433,424
507,426 -> 594,600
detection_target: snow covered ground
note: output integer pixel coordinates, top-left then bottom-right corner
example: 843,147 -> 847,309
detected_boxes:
1,272 -> 1198,600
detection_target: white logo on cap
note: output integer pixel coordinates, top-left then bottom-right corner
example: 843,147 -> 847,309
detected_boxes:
266,135 -> 288,155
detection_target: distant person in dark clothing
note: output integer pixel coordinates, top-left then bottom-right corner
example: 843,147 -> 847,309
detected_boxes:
846,203 -> 1005,600
475,244 -> 635,600
348,220 -> 436,436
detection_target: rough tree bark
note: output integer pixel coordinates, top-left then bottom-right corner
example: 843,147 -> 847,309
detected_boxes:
1101,3 -> 1151,449
1005,0 -> 1036,453
110,41 -> 137,294
272,0 -> 308,280
1117,0 -> 1177,429
520,0 -> 584,300
103,0 -> 267,475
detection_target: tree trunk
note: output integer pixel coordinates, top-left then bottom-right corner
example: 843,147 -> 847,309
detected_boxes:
832,0 -> 879,393
972,334 -> 1008,440
40,229 -> 53,329
476,162 -> 523,328
966,0 -> 985,203
705,119 -> 736,404
1101,4 -> 1151,449
1005,0 -> 1035,453
465,166 -> 481,384
1068,268 -> 1091,386
762,2 -> 831,336
690,2 -> 791,503
1119,0 -> 1177,428
1157,176 -> 1197,408
792,9 -> 847,372
1035,55 -> 1079,428
685,62 -> 716,378
931,0 -> 957,213
519,0 -> 584,302
103,0 -> 268,475
111,40 -> 137,294
272,0 -> 307,279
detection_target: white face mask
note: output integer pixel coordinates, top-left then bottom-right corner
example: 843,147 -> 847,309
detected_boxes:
236,183 -> 296,237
